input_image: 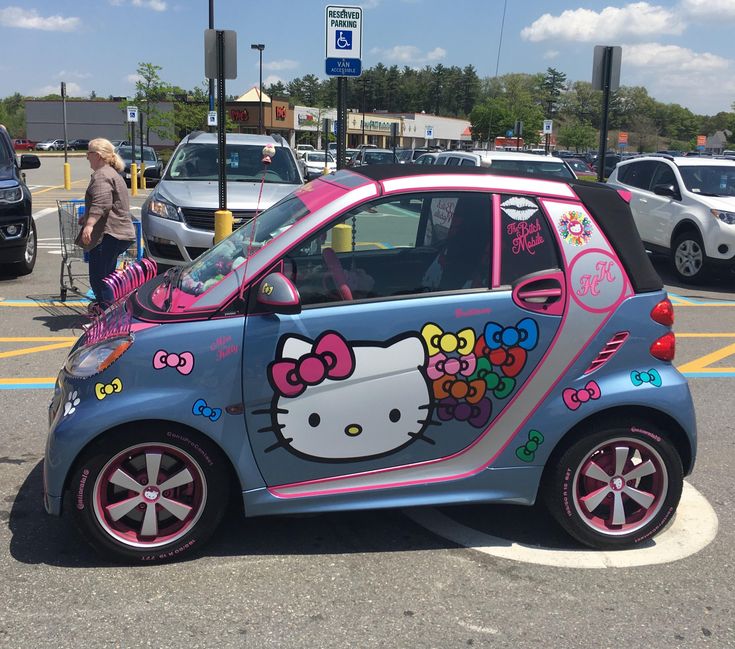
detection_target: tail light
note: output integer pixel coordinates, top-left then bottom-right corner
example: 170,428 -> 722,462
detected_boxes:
650,331 -> 675,361
616,189 -> 632,203
651,298 -> 674,326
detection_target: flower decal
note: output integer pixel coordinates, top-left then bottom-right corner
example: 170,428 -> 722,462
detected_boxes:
63,390 -> 80,416
558,210 -> 593,246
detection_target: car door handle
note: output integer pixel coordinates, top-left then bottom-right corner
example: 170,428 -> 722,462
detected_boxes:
512,272 -> 566,316
516,287 -> 563,303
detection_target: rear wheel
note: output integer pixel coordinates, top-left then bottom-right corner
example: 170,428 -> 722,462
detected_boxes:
71,427 -> 230,563
544,424 -> 683,549
672,231 -> 707,283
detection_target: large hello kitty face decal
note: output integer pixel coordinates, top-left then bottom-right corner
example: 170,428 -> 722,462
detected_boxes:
258,331 -> 434,462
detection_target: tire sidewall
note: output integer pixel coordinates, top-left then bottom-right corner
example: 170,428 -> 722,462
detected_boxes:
16,219 -> 36,275
549,424 -> 683,549
70,427 -> 230,564
672,231 -> 706,283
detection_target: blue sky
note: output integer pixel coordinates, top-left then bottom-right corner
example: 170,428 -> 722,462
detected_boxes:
1,0 -> 734,116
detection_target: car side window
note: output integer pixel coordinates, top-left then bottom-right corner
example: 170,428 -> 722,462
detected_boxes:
499,194 -> 561,285
284,192 -> 493,306
617,160 -> 657,190
650,162 -> 677,190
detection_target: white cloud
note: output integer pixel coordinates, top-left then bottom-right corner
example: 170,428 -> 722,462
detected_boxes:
521,3 -> 684,42
370,45 -> 446,65
0,6 -> 79,31
543,50 -> 560,60
126,74 -> 143,84
109,0 -> 166,11
56,70 -> 92,80
37,82 -> 82,96
680,0 -> 735,20
624,43 -> 729,73
262,59 -> 299,72
264,75 -> 284,87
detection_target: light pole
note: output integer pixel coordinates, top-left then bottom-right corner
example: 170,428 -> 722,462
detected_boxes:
250,43 -> 265,134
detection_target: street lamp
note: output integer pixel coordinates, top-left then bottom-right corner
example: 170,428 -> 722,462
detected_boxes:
250,43 -> 265,134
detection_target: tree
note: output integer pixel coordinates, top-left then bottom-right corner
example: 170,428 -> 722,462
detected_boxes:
557,120 -> 597,152
541,67 -> 567,118
469,98 -> 513,143
133,62 -> 174,142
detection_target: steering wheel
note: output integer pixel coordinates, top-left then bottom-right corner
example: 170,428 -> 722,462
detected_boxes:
322,247 -> 353,301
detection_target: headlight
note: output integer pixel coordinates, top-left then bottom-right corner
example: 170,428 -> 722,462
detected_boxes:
147,196 -> 181,221
711,209 -> 735,225
64,336 -> 133,378
0,185 -> 22,203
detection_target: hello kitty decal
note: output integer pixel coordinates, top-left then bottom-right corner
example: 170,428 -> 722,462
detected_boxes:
258,318 -> 541,463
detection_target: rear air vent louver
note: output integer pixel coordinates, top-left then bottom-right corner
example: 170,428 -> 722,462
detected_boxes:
584,332 -> 630,374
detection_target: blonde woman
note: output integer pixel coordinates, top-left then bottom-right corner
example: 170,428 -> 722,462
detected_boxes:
80,138 -> 136,311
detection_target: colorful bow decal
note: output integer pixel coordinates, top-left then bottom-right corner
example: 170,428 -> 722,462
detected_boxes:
421,323 -> 475,356
562,381 -> 601,410
270,332 -> 355,397
95,377 -> 122,400
470,358 -> 516,398
427,352 -> 477,380
515,430 -> 544,462
433,377 -> 487,403
153,350 -> 195,375
436,397 -> 493,428
630,369 -> 662,387
488,346 -> 528,378
484,318 -> 539,351
192,398 -> 222,422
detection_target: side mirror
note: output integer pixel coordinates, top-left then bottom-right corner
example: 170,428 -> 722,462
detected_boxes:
255,272 -> 301,315
19,154 -> 41,170
653,183 -> 678,199
144,166 -> 161,179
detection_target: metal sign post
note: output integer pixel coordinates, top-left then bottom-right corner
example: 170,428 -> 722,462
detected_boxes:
592,45 -> 622,181
325,5 -> 363,170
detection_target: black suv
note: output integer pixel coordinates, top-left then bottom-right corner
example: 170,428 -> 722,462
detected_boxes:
0,125 -> 40,275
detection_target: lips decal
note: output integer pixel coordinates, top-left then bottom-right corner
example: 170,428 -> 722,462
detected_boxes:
501,196 -> 538,221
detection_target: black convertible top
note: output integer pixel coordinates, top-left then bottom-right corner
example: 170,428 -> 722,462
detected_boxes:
350,164 -> 662,293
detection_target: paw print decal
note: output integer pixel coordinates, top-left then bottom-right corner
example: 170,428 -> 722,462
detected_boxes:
63,391 -> 80,416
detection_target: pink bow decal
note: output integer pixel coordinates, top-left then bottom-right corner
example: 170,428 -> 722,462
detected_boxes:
427,352 -> 477,380
562,380 -> 601,410
270,332 -> 355,397
153,350 -> 195,375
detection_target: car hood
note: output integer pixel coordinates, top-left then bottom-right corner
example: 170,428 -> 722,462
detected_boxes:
693,194 -> 735,211
155,179 -> 301,210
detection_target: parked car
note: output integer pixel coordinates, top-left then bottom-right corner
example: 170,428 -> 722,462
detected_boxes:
44,163 -> 695,563
348,148 -> 397,167
141,132 -> 303,266
12,138 -> 36,151
115,145 -> 164,187
435,150 -> 577,180
68,139 -> 90,151
414,152 -> 444,165
607,154 -> 735,282
299,150 -> 336,180
295,144 -> 315,158
36,138 -> 66,151
396,148 -> 429,164
111,140 -> 130,148
0,125 -> 40,275
566,157 -> 595,175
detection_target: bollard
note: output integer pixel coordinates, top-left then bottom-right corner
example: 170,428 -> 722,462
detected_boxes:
140,162 -> 146,190
332,223 -> 352,252
63,162 -> 71,190
130,163 -> 138,197
214,209 -> 233,244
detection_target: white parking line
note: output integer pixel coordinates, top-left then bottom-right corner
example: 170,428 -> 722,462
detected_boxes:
33,207 -> 57,220
404,481 -> 717,569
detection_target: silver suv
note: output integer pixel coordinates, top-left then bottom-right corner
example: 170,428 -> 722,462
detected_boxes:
141,132 -> 303,266
607,155 -> 735,282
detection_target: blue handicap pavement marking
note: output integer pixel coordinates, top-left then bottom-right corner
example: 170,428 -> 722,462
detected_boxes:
335,30 -> 352,50
669,292 -> 735,306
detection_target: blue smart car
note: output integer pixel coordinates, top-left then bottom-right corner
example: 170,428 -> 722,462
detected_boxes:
45,164 -> 696,563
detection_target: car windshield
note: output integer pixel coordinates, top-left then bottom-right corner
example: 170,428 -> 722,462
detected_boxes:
306,152 -> 333,163
678,166 -> 735,196
177,192 -> 311,296
488,159 -> 575,179
117,146 -> 157,162
166,143 -> 301,183
364,151 -> 396,165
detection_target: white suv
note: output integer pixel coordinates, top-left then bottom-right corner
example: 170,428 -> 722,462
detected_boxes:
435,150 -> 577,180
607,155 -> 735,282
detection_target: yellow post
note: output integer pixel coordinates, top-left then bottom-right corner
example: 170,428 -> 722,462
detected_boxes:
214,209 -> 233,244
332,223 -> 352,252
140,161 -> 146,190
130,162 -> 138,196
63,162 -> 71,190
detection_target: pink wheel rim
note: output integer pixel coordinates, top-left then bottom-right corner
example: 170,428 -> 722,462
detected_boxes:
572,437 -> 668,537
93,443 -> 207,548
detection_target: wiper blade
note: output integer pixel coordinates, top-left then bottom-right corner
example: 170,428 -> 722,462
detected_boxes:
162,266 -> 185,311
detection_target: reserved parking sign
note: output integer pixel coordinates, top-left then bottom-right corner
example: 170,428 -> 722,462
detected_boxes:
325,5 -> 362,77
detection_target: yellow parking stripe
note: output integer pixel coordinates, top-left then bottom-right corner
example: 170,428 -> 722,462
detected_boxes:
0,341 -> 74,359
676,341 -> 735,373
0,377 -> 56,385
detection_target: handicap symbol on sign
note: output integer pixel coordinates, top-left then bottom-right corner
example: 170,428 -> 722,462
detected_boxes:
335,30 -> 352,50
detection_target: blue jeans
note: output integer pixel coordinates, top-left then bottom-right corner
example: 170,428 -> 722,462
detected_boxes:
88,234 -> 132,309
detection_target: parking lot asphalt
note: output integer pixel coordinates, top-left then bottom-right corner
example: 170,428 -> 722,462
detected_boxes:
0,159 -> 733,648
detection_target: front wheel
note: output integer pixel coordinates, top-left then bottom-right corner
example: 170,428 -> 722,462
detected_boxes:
70,427 -> 230,563
544,424 -> 683,549
15,219 -> 36,275
672,231 -> 707,283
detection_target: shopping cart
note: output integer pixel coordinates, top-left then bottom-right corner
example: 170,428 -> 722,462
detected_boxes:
57,199 -> 143,302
